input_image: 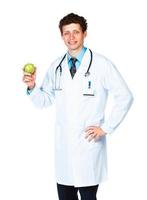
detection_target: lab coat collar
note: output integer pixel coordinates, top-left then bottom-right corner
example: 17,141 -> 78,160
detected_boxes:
65,48 -> 91,80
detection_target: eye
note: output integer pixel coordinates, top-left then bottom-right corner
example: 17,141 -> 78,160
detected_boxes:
63,32 -> 70,36
73,30 -> 80,35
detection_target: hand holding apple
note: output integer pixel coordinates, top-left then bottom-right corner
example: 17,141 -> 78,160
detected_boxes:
22,63 -> 36,90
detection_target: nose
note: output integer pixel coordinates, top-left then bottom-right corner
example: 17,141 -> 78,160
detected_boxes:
70,32 -> 75,40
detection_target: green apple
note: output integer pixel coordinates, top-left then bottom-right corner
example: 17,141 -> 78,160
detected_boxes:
23,63 -> 36,74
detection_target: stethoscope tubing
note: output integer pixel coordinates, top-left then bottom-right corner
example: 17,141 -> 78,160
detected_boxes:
54,49 -> 93,90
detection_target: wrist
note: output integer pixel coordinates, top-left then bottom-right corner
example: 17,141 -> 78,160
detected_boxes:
27,84 -> 36,95
28,83 -> 35,90
100,127 -> 107,136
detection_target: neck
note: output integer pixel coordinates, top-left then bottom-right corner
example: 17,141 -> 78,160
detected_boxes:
68,46 -> 83,57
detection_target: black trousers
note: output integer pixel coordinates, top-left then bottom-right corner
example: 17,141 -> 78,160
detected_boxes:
57,183 -> 99,200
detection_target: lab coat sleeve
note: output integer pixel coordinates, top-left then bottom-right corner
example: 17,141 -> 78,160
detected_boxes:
28,66 -> 55,109
101,59 -> 134,134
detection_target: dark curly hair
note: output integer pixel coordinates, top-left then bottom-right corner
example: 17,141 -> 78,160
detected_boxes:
59,13 -> 88,34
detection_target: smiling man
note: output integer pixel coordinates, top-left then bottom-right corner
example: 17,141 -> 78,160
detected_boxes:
23,13 -> 133,200
61,23 -> 87,55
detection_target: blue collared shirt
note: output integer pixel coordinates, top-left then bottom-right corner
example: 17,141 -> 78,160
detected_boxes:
67,47 -> 87,70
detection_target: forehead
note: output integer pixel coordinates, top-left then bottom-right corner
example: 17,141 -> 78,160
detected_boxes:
62,23 -> 82,32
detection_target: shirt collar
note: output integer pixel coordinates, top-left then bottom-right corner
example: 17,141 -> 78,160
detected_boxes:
67,47 -> 87,64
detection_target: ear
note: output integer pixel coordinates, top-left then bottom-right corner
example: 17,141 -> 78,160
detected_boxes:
84,31 -> 87,38
61,34 -> 64,40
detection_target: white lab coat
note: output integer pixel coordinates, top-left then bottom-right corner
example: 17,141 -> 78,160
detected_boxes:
28,49 -> 133,187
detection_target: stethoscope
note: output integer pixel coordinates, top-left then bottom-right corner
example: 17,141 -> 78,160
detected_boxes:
54,49 -> 93,91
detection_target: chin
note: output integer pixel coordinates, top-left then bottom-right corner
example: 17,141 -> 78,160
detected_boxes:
69,45 -> 80,51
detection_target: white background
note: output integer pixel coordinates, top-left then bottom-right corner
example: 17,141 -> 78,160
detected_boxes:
0,0 -> 147,199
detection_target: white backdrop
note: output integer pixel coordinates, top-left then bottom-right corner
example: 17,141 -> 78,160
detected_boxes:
0,0 -> 147,199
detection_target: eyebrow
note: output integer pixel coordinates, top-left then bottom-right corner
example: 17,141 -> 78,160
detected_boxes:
63,29 -> 81,32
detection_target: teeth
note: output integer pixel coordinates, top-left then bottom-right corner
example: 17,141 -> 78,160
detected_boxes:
69,42 -> 76,45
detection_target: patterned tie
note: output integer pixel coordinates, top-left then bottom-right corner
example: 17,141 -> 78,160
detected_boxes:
70,58 -> 77,78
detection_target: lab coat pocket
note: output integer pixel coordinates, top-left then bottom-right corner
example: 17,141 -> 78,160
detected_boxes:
82,92 -> 96,105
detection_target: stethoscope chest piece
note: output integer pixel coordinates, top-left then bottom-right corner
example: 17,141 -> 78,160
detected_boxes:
84,71 -> 90,77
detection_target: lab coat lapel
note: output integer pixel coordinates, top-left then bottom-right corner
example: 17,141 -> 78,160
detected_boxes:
61,55 -> 73,93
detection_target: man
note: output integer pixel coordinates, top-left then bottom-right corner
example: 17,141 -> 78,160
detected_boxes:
23,13 -> 133,200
